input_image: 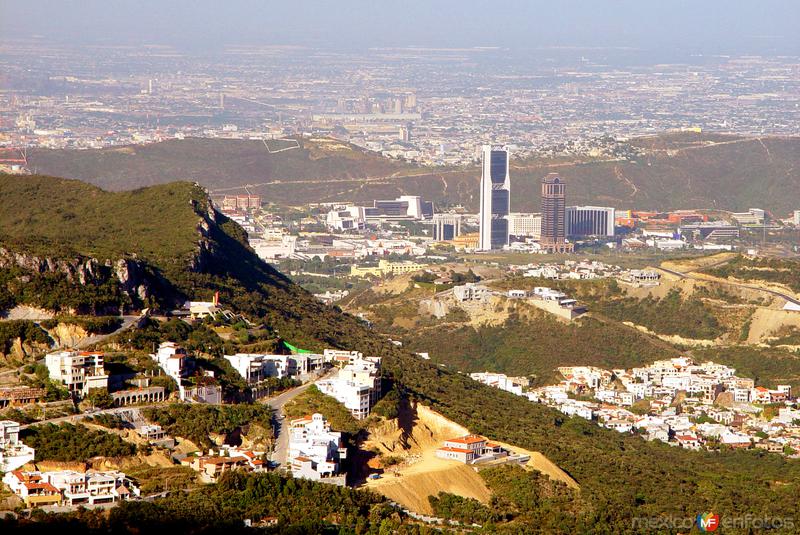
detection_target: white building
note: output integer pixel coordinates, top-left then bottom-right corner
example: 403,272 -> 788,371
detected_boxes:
0,421 -> 35,473
151,342 -> 193,385
45,351 -> 108,397
478,145 -> 511,250
252,235 -> 297,260
3,469 -> 139,507
288,413 -> 347,485
317,379 -> 372,420
453,283 -> 491,302
566,206 -> 615,237
508,212 -> 542,239
224,353 -> 289,382
794,210 -> 800,226
326,205 -> 366,231
470,372 -> 523,395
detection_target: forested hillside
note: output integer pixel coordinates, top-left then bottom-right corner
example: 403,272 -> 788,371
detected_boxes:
3,175 -> 800,532
26,132 -> 800,212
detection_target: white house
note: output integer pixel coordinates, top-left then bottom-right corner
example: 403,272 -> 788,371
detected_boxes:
224,353 -> 289,382
45,351 -> 108,398
3,469 -> 139,507
288,414 -> 347,485
0,421 -> 35,473
317,380 -> 372,420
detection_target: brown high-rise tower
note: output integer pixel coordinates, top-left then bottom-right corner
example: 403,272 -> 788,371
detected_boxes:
540,173 -> 573,253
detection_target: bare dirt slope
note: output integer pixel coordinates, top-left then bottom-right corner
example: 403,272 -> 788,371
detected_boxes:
362,404 -> 577,514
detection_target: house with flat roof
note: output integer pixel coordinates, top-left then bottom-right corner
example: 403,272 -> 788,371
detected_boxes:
288,413 -> 346,485
45,350 -> 109,398
3,469 -> 139,507
0,420 -> 35,473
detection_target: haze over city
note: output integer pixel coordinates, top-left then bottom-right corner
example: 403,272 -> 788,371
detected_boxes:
1,2 -> 800,534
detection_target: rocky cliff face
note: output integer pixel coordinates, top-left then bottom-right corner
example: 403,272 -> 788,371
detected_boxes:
0,194 -> 244,315
0,247 -> 155,312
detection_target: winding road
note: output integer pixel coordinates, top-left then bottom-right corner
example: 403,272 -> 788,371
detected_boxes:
658,266 -> 800,307
264,369 -> 335,468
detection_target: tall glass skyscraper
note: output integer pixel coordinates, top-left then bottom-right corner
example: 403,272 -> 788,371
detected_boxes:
478,145 -> 510,250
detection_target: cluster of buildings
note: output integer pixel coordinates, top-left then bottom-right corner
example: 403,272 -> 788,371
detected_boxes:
149,342 -> 222,404
42,349 -> 173,407
511,260 -> 661,287
3,469 -> 140,508
181,446 -> 267,483
476,145 -> 618,252
325,195 -> 434,231
288,413 -> 347,485
475,357 -> 800,455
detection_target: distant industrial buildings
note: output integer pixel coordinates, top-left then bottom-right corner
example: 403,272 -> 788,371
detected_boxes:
221,195 -> 262,212
478,146 -> 511,250
324,195 -> 433,231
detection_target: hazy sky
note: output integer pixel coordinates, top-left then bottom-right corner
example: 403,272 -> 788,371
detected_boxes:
1,0 -> 798,55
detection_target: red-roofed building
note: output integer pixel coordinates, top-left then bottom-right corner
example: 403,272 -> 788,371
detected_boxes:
435,434 -> 511,464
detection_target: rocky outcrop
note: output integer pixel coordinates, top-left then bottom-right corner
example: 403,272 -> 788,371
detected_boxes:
0,247 -> 155,313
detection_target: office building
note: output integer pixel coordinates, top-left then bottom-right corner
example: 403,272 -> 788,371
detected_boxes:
365,195 -> 433,221
540,174 -> 573,253
566,206 -> 616,237
508,212 -> 542,239
478,145 -> 511,250
680,223 -> 740,241
432,214 -> 462,241
731,208 -> 765,226
793,210 -> 800,226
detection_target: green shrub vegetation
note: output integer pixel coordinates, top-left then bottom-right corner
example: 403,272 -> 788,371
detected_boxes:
428,492 -> 499,525
0,320 -> 50,355
21,423 -> 136,461
283,385 -> 362,435
143,403 -> 273,448
706,255 -> 800,292
401,310 -> 673,385
595,288 -> 724,339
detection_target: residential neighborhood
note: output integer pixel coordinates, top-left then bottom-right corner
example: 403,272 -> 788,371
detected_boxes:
474,357 -> 800,455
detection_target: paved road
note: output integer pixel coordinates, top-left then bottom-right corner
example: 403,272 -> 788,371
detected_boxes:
658,266 -> 800,307
73,315 -> 145,349
265,370 -> 334,468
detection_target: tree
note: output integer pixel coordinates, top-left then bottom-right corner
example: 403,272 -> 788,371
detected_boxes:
87,388 -> 115,409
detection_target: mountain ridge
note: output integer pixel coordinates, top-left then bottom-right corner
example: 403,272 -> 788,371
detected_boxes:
25,132 -> 800,213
